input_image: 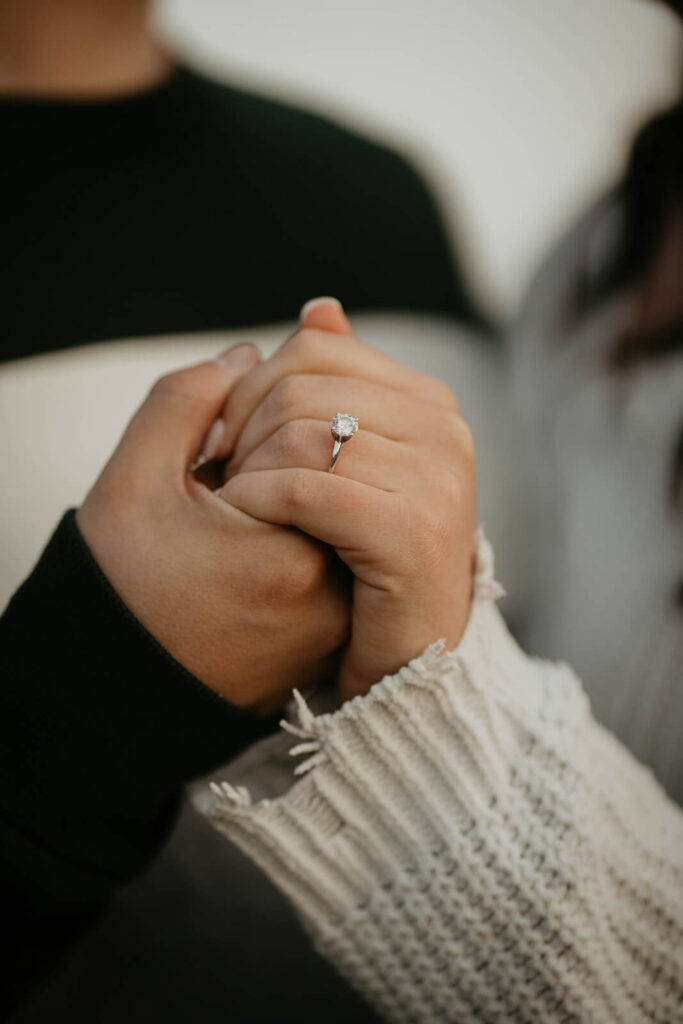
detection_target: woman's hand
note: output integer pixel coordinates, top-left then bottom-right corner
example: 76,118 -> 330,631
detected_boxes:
217,300 -> 477,701
76,343 -> 350,713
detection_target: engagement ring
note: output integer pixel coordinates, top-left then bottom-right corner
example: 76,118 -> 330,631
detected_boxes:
328,412 -> 358,472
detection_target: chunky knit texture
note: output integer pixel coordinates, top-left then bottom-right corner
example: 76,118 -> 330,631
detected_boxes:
198,531 -> 683,1023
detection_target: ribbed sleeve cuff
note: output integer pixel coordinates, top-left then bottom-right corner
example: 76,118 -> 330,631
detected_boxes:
195,530 -> 683,1023
196,528 -> 588,927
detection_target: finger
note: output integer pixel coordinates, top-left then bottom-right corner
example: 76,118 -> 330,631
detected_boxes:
229,374 -> 448,471
299,295 -> 354,336
120,343 -> 261,477
196,299 -> 351,466
216,318 -> 457,459
228,417 -> 416,492
220,467 -> 394,556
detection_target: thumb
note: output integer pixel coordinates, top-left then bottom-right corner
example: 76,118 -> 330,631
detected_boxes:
120,343 -> 262,477
299,295 -> 354,336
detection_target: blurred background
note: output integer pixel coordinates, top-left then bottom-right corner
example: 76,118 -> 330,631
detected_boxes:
157,0 -> 681,319
3,0 -> 680,612
4,3 -> 683,1021
1,0 -> 679,610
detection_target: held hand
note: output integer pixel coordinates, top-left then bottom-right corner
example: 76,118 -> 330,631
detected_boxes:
218,300 -> 477,701
76,344 -> 350,713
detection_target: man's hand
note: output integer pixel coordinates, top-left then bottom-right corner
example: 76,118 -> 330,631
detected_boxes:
76,343 -> 350,713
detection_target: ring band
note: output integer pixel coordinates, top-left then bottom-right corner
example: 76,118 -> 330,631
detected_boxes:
329,412 -> 358,473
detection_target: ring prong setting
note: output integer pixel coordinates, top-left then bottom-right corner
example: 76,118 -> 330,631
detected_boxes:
328,412 -> 358,473
330,412 -> 359,442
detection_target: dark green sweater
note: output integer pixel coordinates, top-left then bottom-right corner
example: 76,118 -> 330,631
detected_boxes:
0,65 -> 483,362
0,65 -> 483,1018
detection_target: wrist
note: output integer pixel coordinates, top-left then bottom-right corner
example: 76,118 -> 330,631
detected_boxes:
338,551 -> 475,702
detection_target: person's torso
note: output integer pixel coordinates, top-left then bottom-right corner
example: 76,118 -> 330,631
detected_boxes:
511,196 -> 683,805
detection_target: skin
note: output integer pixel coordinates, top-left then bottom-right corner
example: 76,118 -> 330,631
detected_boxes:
77,298 -> 476,710
0,0 -> 674,105
76,299 -> 475,712
0,2 -> 476,710
0,0 -> 169,98
217,300 -> 476,701
76,341 -> 351,714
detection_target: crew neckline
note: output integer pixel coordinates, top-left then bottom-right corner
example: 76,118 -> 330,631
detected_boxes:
0,62 -> 195,111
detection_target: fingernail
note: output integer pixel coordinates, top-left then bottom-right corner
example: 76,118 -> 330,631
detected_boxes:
203,418 -> 225,461
299,296 -> 343,323
215,343 -> 260,371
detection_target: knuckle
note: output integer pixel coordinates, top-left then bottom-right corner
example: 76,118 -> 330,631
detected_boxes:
266,375 -> 305,418
403,481 -> 448,535
455,417 -> 476,464
287,328 -> 321,363
413,374 -> 459,410
268,533 -> 327,601
149,372 -> 178,401
432,436 -> 475,506
286,541 -> 328,598
282,468 -> 314,511
271,419 -> 309,462
429,463 -> 460,501
440,410 -> 475,459
432,378 -> 460,410
149,361 -> 222,403
442,408 -> 464,439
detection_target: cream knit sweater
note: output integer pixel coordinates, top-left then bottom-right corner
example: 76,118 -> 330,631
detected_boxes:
196,530 -> 683,1023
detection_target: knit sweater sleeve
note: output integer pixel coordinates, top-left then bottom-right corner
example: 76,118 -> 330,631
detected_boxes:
0,511 -> 278,1015
195,529 -> 683,1024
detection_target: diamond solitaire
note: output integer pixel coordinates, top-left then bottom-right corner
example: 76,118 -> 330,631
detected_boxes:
330,413 -> 359,440
328,413 -> 358,472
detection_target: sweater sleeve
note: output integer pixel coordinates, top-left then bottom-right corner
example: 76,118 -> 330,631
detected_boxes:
196,529 -> 683,1024
0,511 -> 277,1015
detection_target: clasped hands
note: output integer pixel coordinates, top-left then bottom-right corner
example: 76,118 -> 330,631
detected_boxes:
77,299 -> 476,714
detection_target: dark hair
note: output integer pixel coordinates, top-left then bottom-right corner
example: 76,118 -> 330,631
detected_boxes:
578,93 -> 683,510
573,81 -> 683,606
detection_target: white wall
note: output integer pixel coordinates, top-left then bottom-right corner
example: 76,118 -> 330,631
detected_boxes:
157,0 -> 681,320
